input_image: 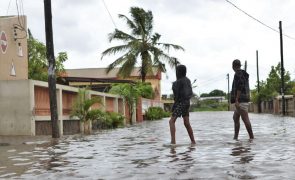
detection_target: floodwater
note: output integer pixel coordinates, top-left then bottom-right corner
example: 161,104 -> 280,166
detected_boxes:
1,112 -> 295,179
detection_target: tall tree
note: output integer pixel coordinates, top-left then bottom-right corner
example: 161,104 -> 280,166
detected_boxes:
101,7 -> 184,82
28,29 -> 67,81
252,63 -> 293,102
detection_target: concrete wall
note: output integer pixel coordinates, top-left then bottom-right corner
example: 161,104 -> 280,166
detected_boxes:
0,79 -> 131,136
0,80 -> 32,135
0,16 -> 28,80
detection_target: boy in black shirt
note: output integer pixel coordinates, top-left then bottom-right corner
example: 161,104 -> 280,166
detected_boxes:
169,65 -> 196,145
231,59 -> 254,140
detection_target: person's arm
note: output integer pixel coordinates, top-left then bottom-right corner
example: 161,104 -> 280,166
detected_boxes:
235,90 -> 241,107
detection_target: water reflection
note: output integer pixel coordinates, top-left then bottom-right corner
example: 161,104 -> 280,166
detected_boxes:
231,141 -> 254,164
228,141 -> 256,179
167,146 -> 196,176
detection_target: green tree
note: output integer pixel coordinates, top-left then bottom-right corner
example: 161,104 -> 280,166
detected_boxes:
200,93 -> 209,97
70,88 -> 102,134
208,89 -> 226,97
254,63 -> 293,102
28,29 -> 68,81
109,83 -> 139,124
101,7 -> 184,82
109,82 -> 153,123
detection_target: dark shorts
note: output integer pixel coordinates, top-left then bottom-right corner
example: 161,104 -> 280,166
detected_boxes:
172,101 -> 190,118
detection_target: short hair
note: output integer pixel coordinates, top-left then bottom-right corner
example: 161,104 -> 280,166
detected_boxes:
232,59 -> 241,68
176,65 -> 186,79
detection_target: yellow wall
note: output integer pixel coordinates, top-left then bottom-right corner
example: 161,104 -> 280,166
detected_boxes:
0,16 -> 28,80
69,77 -> 162,101
125,77 -> 161,101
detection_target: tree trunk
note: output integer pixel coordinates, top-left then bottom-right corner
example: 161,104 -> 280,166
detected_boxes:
44,0 -> 60,138
80,119 -> 92,135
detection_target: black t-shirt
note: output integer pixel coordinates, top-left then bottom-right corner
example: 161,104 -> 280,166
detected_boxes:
230,69 -> 250,103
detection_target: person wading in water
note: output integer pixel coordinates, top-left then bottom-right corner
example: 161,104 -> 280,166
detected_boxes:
231,59 -> 254,140
169,65 -> 196,145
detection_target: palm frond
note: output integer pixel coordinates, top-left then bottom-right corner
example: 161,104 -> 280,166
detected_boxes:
151,33 -> 161,44
106,52 -> 130,73
153,62 -> 166,73
130,7 -> 153,36
108,29 -> 136,42
144,10 -> 153,35
118,14 -> 138,32
150,47 -> 180,68
117,53 -> 138,77
101,44 -> 131,59
156,43 -> 185,52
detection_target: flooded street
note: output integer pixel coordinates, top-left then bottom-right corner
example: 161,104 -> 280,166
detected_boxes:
1,111 -> 295,179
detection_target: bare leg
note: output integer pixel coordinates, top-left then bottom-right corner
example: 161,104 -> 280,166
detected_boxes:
240,111 -> 254,139
169,116 -> 177,144
183,116 -> 196,144
233,111 -> 240,140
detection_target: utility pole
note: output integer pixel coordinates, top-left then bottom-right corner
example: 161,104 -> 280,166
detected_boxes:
227,73 -> 230,111
256,50 -> 261,113
44,0 -> 60,138
279,21 -> 285,116
173,58 -> 179,74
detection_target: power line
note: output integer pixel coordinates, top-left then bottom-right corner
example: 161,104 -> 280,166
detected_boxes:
6,0 -> 13,15
225,0 -> 295,41
101,0 -> 117,29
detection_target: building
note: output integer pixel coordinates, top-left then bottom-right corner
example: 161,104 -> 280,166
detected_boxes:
0,16 -> 28,80
199,96 -> 226,103
64,67 -> 162,100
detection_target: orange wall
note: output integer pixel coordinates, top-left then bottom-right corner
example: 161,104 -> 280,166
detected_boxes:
62,91 -> 77,115
105,97 -> 114,112
34,86 -> 50,116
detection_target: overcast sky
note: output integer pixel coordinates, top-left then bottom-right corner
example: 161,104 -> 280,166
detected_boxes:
1,0 -> 295,95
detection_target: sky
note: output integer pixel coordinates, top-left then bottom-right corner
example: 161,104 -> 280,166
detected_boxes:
1,0 -> 295,96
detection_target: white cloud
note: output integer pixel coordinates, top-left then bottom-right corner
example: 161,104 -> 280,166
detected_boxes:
1,0 -> 295,95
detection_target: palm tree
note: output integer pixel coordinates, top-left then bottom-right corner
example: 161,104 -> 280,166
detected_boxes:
101,7 -> 184,82
70,88 -> 102,134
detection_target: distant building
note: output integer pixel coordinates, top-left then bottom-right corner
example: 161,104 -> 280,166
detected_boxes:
199,96 -> 226,103
0,16 -> 28,80
63,67 -> 162,100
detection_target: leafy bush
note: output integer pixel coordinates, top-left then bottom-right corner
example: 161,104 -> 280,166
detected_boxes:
107,111 -> 125,128
93,111 -> 125,129
145,107 -> 170,120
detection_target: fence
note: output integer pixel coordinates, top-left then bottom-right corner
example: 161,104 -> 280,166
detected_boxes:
0,80 -> 133,136
136,97 -> 164,121
251,95 -> 295,117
